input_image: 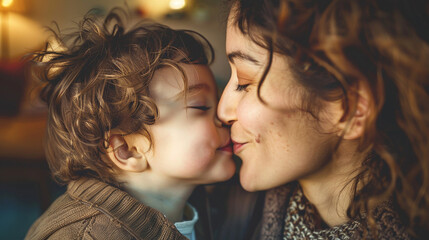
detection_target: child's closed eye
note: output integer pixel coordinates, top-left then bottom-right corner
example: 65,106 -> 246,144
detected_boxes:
187,106 -> 212,111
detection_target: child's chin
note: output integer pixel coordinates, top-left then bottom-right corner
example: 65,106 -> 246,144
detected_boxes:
211,163 -> 236,183
196,169 -> 236,185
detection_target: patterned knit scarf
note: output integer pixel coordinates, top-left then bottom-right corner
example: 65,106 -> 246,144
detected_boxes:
283,186 -> 361,239
260,183 -> 414,240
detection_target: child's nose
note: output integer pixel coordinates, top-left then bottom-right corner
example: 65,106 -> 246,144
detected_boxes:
214,113 -> 231,143
215,117 -> 230,144
214,115 -> 223,128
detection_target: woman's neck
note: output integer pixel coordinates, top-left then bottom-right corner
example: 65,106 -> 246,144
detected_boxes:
299,142 -> 365,227
120,172 -> 195,223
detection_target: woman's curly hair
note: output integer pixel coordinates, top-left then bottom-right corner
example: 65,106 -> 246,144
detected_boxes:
32,7 -> 214,185
230,0 -> 429,238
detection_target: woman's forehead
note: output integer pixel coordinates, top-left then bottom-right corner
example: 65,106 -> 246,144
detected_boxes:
226,26 -> 268,63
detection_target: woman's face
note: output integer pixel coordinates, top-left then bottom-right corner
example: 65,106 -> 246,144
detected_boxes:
218,20 -> 342,191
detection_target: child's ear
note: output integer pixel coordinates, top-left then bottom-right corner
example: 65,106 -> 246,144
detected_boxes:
337,82 -> 372,140
107,134 -> 148,172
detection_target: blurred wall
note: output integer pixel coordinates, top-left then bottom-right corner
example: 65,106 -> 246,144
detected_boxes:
29,0 -> 231,88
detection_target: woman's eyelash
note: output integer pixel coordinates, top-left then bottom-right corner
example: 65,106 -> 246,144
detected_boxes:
188,106 -> 212,111
236,84 -> 250,91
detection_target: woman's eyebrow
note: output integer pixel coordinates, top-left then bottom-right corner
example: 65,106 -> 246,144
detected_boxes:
227,50 -> 261,66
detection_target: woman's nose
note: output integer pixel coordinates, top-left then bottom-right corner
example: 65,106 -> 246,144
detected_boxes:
217,80 -> 237,126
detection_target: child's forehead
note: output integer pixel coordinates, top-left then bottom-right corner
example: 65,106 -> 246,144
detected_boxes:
150,64 -> 215,100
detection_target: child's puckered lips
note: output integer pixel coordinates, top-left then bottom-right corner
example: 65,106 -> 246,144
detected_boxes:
218,139 -> 233,153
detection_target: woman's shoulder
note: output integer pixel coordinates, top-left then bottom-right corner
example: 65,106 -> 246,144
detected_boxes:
358,200 -> 416,240
191,175 -> 266,240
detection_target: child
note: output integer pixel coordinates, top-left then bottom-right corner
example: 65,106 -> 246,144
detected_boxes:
25,7 -> 235,240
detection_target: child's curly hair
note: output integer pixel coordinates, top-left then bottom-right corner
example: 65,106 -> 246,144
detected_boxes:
32,7 -> 214,184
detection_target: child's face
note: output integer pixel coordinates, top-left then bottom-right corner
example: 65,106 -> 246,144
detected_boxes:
145,64 -> 235,184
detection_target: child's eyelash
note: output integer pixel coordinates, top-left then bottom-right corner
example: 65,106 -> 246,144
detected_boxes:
188,106 -> 212,111
236,84 -> 250,91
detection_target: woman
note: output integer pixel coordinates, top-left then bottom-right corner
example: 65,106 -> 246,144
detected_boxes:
218,0 -> 429,239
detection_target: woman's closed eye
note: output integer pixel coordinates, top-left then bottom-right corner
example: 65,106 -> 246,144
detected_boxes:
236,84 -> 250,91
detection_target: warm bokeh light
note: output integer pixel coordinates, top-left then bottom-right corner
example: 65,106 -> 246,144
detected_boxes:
1,0 -> 13,8
0,12 -> 47,59
169,0 -> 186,10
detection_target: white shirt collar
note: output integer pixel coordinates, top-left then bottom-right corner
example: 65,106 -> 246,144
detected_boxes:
174,203 -> 198,240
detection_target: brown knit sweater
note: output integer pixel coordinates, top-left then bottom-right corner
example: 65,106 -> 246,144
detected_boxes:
25,178 -> 188,240
259,183 -> 415,240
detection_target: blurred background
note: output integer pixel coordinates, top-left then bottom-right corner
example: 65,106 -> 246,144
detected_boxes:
0,0 -> 230,238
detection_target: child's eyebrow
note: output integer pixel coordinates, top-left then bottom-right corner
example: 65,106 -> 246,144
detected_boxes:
187,83 -> 210,93
172,83 -> 211,101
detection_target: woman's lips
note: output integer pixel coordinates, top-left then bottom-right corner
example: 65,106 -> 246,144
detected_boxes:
232,140 -> 247,153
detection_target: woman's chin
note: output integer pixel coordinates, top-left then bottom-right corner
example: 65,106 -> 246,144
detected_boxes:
239,168 -> 262,192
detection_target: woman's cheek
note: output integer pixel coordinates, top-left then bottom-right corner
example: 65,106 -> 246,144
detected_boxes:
237,95 -> 260,127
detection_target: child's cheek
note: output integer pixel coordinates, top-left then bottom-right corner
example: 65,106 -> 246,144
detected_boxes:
187,140 -> 215,173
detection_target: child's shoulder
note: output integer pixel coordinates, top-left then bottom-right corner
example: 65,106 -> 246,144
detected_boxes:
24,185 -> 99,240
25,178 -> 187,240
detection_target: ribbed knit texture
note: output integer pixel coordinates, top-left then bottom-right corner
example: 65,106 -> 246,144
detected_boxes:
25,178 -> 188,240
